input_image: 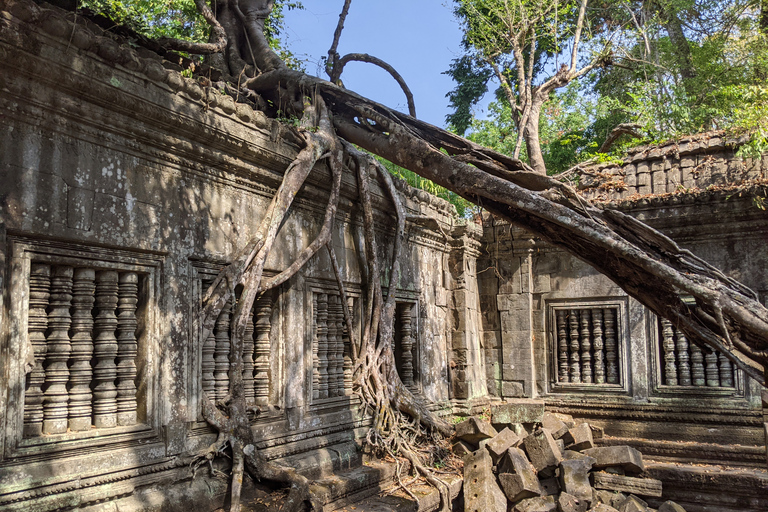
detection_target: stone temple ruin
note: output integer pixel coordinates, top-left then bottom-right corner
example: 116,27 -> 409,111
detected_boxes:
0,1 -> 767,511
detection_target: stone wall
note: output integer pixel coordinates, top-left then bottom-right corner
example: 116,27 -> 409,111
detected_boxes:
0,3 -> 485,510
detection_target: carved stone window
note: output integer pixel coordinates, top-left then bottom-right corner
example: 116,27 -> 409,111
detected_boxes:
653,316 -> 743,396
548,300 -> 628,393
2,237 -> 160,456
198,278 -> 277,408
311,291 -> 356,403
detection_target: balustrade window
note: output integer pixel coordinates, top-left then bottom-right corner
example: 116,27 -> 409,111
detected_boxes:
657,318 -> 737,389
200,283 -> 276,407
311,292 -> 354,401
549,303 -> 625,388
23,263 -> 146,438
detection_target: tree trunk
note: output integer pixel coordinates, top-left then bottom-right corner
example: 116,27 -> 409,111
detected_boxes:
523,96 -> 547,174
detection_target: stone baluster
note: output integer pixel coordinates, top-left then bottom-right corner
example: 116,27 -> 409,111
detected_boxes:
605,309 -> 618,384
580,309 -> 592,383
312,293 -> 320,401
43,266 -> 74,434
317,294 -> 329,399
568,309 -> 580,383
69,268 -> 96,431
333,295 -> 346,396
213,300 -> 232,401
116,272 -> 139,426
201,281 -> 216,398
24,263 -> 50,437
254,293 -> 272,405
399,303 -> 415,388
674,328 -> 691,386
556,310 -> 568,383
705,350 -> 720,387
661,318 -> 677,386
242,304 -> 255,405
93,270 -> 119,428
343,298 -> 354,395
326,295 -> 339,397
718,352 -> 733,388
690,342 -> 706,386
592,309 -> 605,384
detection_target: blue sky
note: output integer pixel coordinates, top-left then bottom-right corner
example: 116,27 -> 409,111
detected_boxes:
283,1 -> 473,129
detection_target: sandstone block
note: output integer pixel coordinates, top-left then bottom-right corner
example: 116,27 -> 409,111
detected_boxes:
456,417 -> 498,446
563,450 -> 590,460
498,447 -> 542,501
492,399 -> 545,425
617,495 -> 648,512
542,411 -> 569,439
563,423 -> 594,451
463,449 -> 507,512
523,428 -> 563,477
539,477 -> 561,496
485,427 -> 522,462
558,492 -> 589,512
583,446 -> 645,474
658,501 -> 687,512
512,495 -> 557,512
588,505 -> 620,512
559,456 -> 596,501
553,412 -> 576,428
452,440 -> 474,457
592,473 -> 662,498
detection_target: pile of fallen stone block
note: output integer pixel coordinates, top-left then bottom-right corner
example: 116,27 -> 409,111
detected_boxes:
453,402 -> 686,512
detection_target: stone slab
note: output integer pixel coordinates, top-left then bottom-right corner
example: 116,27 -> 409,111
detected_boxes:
658,501 -> 687,512
498,447 -> 542,501
522,428 -> 562,477
512,495 -> 557,512
559,456 -> 596,501
463,449 -> 507,512
541,411 -> 569,439
582,446 -> 645,474
588,505 -> 620,512
617,495 -> 649,512
558,491 -> 589,512
592,473 -> 662,498
485,427 -> 521,463
564,423 -> 595,451
491,399 -> 545,425
456,417 -> 498,446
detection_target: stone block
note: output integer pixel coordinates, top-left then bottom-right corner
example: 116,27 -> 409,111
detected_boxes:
463,449 -> 507,512
485,427 -> 522,462
498,448 -> 541,498
563,450 -> 589,460
558,492 -> 589,512
563,423 -> 595,451
513,495 -> 557,512
617,495 -> 649,512
456,417 -> 498,446
502,381 -> 526,398
522,428 -> 562,477
452,440 -> 474,457
658,501 -> 687,512
559,456 -> 596,501
592,473 -> 662,498
553,412 -> 576,428
541,411 -> 569,439
534,274 -> 551,293
588,505 -> 620,512
556,438 -> 566,453
498,472 -> 542,503
492,399 -> 545,425
539,477 -> 560,496
583,446 -> 645,474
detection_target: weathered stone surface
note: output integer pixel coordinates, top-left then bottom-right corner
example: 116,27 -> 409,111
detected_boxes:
592,473 -> 662,498
492,399 -> 545,425
463,449 -> 507,512
485,427 -> 522,462
559,456 -> 596,501
498,447 -> 542,501
513,495 -> 558,512
558,491 -> 589,512
456,417 -> 499,446
499,473 -> 542,503
563,450 -> 589,460
563,423 -> 594,451
554,413 -> 576,429
617,495 -> 649,512
523,428 -> 563,477
540,477 -> 561,496
588,505 -> 621,512
583,446 -> 645,474
542,411 -> 569,439
452,440 -> 474,457
658,501 -> 687,512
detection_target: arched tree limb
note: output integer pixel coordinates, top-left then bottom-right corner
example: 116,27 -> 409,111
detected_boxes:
156,0 -> 228,54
